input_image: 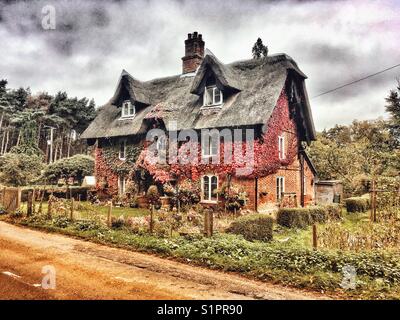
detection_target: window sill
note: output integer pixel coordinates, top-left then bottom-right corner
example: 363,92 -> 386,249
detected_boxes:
200,200 -> 218,204
118,116 -> 136,120
201,104 -> 223,110
119,158 -> 126,161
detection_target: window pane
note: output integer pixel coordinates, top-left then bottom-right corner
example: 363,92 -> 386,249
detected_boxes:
129,104 -> 134,115
203,176 -> 210,200
210,176 -> 218,200
205,88 -> 213,106
120,142 -> 125,158
213,88 -> 221,104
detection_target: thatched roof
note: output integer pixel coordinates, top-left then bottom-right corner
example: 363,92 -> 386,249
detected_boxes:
81,52 -> 316,142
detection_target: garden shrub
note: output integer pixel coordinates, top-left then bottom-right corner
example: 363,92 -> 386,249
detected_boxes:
52,216 -> 70,228
226,214 -> 273,242
345,196 -> 370,213
218,182 -> 248,212
147,185 -> 161,209
111,215 -> 125,229
74,219 -> 102,231
42,154 -> 94,184
164,181 -> 201,211
276,208 -> 312,228
0,205 -> 6,215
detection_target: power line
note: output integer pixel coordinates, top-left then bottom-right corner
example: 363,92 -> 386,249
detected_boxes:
311,63 -> 400,99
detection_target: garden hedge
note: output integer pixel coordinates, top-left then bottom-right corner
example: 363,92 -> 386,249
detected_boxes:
345,197 -> 370,213
226,214 -> 273,242
277,205 -> 342,229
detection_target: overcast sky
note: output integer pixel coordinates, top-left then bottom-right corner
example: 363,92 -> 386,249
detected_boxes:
0,0 -> 399,130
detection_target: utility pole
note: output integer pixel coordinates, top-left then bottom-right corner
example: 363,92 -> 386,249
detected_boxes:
44,126 -> 55,163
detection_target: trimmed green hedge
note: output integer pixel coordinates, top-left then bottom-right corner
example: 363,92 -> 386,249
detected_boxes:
345,197 -> 370,213
277,208 -> 312,228
277,205 -> 342,229
324,204 -> 342,220
226,214 -> 273,242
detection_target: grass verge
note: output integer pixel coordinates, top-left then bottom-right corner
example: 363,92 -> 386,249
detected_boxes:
2,213 -> 400,300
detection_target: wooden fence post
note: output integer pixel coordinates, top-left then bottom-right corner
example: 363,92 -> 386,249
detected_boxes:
47,196 -> 52,218
107,201 -> 112,227
38,189 -> 45,214
27,191 -> 33,216
204,211 -> 214,237
149,205 -> 154,234
312,224 -> 318,249
16,187 -> 21,211
32,189 -> 36,214
1,187 -> 5,207
370,180 -> 377,222
70,198 -> 74,221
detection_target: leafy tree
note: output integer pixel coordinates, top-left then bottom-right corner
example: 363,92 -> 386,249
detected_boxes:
42,154 -> 94,184
0,153 -> 44,186
252,38 -> 268,59
9,110 -> 44,156
308,119 -> 399,196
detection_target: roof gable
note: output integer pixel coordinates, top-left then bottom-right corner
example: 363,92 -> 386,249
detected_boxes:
190,52 -> 242,95
109,70 -> 151,106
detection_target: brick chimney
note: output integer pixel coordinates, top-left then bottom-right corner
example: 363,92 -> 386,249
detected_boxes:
182,32 -> 205,74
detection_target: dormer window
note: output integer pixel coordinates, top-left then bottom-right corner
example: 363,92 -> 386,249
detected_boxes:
121,100 -> 135,118
203,86 -> 223,107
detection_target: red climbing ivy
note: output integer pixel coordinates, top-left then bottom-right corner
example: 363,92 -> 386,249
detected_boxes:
136,89 -> 298,183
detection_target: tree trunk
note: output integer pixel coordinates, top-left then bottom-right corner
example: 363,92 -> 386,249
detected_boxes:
67,133 -> 71,158
16,130 -> 21,147
0,132 -> 5,154
0,112 -> 4,134
4,130 -> 9,153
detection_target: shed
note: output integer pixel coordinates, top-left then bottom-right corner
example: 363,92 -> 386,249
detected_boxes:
82,176 -> 96,188
315,180 -> 343,205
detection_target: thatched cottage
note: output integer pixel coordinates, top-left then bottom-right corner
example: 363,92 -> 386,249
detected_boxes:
81,32 -> 317,211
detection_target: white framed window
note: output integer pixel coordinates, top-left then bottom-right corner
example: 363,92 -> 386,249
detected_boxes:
303,176 -> 307,196
202,175 -> 218,202
118,176 -> 126,195
276,176 -> 285,201
121,100 -> 135,118
278,135 -> 285,160
203,86 -> 223,107
201,135 -> 219,158
119,140 -> 126,160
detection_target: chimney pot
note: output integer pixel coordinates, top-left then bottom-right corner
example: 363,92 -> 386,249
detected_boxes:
182,31 -> 205,74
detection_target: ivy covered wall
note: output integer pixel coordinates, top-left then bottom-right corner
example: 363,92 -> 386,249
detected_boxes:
95,140 -> 142,196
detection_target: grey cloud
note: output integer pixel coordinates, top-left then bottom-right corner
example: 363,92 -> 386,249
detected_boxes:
0,0 -> 399,131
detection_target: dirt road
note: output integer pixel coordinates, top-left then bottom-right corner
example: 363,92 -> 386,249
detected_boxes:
0,221 -> 327,300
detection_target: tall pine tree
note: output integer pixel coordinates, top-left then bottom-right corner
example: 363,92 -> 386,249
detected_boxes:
385,81 -> 400,147
252,38 -> 268,59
